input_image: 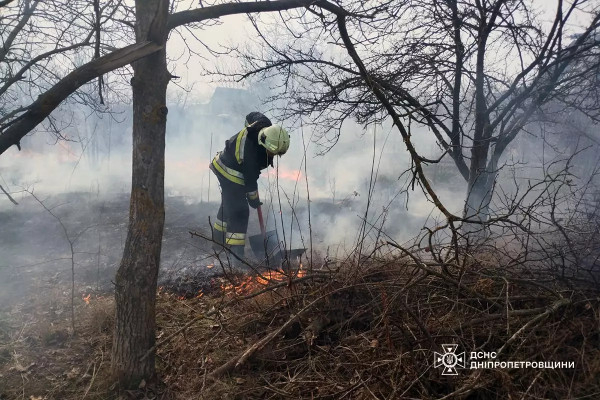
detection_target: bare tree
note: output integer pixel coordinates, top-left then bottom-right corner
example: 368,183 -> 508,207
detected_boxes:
235,0 -> 600,229
0,0 -> 134,148
0,0 -> 355,388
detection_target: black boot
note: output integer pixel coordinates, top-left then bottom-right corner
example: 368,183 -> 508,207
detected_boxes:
211,227 -> 226,254
229,244 -> 247,271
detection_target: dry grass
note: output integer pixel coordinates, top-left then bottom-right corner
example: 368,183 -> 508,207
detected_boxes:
0,288 -> 115,400
1,250 -> 598,400
154,254 -> 600,399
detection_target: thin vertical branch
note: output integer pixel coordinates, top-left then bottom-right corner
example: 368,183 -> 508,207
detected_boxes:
300,120 -> 313,270
208,131 -> 213,203
356,124 -> 377,265
93,0 -> 104,104
275,155 -> 289,267
28,190 -> 77,333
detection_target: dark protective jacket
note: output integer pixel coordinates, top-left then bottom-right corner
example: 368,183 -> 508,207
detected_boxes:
210,115 -> 274,193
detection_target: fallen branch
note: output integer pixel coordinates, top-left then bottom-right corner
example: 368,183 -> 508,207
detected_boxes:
434,370 -> 485,400
208,292 -> 323,378
207,281 -> 372,379
386,241 -> 497,305
496,298 -> 571,356
445,303 -> 565,333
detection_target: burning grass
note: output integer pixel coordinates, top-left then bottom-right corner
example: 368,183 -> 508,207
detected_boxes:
1,250 -> 598,399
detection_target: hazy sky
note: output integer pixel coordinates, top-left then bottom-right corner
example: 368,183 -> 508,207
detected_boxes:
167,0 -> 592,102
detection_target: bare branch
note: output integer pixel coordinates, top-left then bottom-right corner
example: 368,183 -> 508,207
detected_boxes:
168,0 -> 349,30
0,183 -> 18,204
0,41 -> 162,155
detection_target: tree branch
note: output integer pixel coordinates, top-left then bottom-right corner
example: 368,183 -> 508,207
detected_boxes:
0,0 -> 349,157
336,14 -> 458,220
0,0 -> 39,62
0,35 -> 94,99
168,0 -> 348,30
0,184 -> 18,205
0,41 -> 162,155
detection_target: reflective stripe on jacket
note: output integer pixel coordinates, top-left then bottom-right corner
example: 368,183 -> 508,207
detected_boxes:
212,152 -> 244,185
210,126 -> 273,192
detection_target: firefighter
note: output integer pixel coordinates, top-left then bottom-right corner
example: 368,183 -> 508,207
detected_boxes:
209,112 -> 290,264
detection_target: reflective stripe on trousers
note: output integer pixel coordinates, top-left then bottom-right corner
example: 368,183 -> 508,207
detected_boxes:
213,218 -> 227,232
225,232 -> 245,246
210,171 -> 250,252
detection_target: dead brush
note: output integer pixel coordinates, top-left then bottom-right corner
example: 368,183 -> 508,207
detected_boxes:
150,239 -> 600,399
79,295 -> 115,338
0,286 -> 118,399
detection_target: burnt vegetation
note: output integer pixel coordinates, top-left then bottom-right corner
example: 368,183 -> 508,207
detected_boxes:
1,0 -> 600,399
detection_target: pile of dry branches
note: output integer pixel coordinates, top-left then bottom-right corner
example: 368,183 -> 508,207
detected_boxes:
154,238 -> 600,399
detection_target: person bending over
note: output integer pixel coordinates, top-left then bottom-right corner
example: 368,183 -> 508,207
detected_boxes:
209,111 -> 290,263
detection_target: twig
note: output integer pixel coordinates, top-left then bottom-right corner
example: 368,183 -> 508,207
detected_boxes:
28,190 -> 79,333
0,184 -> 18,205
139,272 -> 330,362
207,279 -> 386,379
82,350 -> 103,400
434,370 -> 484,400
386,241 -> 496,305
496,298 -> 571,356
208,287 -> 332,379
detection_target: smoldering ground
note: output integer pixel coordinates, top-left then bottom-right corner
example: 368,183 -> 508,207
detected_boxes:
0,90 -> 469,307
2,80 -> 598,309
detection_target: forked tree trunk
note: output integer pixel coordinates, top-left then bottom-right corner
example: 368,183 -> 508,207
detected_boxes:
111,0 -> 168,387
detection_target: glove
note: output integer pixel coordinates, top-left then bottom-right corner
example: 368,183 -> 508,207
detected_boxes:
247,191 -> 263,209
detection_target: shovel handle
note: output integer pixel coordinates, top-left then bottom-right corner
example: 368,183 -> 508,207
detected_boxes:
257,205 -> 266,237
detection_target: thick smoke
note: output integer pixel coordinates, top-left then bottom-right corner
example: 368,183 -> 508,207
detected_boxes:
0,84 -> 469,303
2,83 -> 598,312
5,10 -> 596,307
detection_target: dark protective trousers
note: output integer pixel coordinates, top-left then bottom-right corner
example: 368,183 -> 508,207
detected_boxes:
211,172 -> 249,259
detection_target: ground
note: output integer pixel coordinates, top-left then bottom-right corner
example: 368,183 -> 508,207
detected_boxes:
1,255 -> 599,399
1,194 -> 599,399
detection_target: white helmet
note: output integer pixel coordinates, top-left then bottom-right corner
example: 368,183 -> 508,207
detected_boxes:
258,125 -> 290,155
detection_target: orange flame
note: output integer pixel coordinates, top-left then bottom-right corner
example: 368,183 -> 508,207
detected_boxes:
268,168 -> 303,181
221,267 -> 306,296
82,294 -> 91,305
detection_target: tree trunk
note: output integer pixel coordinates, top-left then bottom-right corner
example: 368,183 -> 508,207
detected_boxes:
111,0 -> 168,387
463,137 -> 503,238
463,169 -> 496,238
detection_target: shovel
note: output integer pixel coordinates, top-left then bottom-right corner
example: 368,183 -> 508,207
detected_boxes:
257,204 -> 267,239
248,205 -> 280,264
249,205 -> 307,266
